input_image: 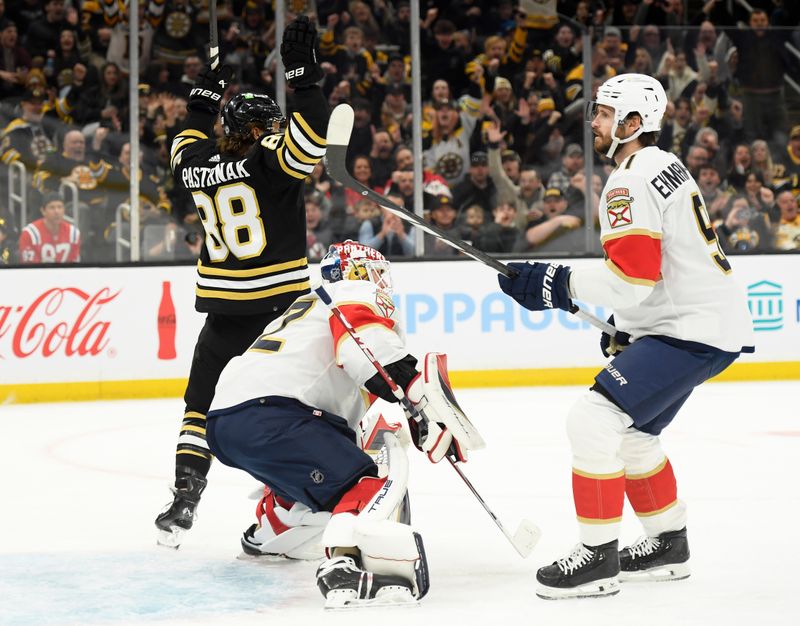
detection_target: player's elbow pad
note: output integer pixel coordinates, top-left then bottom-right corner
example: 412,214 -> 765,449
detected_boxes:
364,354 -> 418,403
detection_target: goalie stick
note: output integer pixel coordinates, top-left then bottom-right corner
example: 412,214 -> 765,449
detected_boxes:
314,283 -> 541,558
208,0 -> 220,70
323,104 -> 618,339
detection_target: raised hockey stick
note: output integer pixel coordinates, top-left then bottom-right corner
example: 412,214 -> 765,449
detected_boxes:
323,104 -> 618,338
314,283 -> 541,558
208,0 -> 220,70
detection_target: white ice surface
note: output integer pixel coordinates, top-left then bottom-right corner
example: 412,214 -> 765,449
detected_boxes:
1,382 -> 798,626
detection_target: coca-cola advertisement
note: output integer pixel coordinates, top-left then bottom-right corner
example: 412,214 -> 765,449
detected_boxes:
0,287 -> 119,360
0,266 -> 203,401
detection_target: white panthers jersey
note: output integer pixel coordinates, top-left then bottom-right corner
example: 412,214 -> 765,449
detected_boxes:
590,146 -> 754,352
209,280 -> 408,427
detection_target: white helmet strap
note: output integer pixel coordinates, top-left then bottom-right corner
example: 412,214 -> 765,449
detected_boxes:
605,119 -> 645,159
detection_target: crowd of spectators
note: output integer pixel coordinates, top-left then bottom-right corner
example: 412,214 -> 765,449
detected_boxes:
0,0 -> 798,266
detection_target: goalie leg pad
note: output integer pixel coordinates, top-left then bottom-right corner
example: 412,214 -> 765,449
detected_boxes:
356,519 -> 430,599
241,486 -> 330,560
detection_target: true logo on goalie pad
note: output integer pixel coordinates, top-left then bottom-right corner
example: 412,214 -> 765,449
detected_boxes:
310,469 -> 325,484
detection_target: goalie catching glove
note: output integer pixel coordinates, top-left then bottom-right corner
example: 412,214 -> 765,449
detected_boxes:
404,353 -> 485,463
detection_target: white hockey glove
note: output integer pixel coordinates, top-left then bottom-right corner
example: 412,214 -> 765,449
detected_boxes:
404,353 -> 486,463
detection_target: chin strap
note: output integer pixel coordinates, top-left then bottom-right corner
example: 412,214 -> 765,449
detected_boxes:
605,124 -> 645,159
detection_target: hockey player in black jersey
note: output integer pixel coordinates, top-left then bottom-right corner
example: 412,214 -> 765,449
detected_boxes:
155,15 -> 329,547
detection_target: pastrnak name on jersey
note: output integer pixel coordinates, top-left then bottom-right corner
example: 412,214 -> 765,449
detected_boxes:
181,160 -> 251,188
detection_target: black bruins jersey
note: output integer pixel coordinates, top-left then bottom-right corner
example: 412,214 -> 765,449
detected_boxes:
170,87 -> 329,315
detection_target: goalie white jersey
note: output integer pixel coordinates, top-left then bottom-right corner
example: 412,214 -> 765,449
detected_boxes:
209,280 -> 407,426
573,146 -> 754,352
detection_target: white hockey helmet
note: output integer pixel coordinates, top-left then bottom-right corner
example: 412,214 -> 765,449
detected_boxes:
590,73 -> 667,158
320,240 -> 394,293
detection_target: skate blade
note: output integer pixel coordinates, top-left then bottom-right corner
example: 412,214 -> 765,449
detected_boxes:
619,562 -> 690,582
536,577 -> 620,600
325,587 -> 418,610
156,528 -> 185,549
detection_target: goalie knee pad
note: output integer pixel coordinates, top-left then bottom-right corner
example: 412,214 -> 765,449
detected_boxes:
241,486 -> 330,560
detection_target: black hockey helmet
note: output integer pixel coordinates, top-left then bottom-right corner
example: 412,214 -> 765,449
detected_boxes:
221,93 -> 286,137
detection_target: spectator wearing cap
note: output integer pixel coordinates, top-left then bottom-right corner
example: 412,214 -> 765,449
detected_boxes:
773,190 -> 800,251
547,143 -> 584,193
775,125 -> 800,186
0,86 -> 56,171
422,92 -> 482,187
519,186 -> 583,252
380,83 -> 412,142
452,151 -> 497,222
24,0 -> 75,61
382,53 -> 409,93
0,20 -> 31,99
421,19 -> 468,96
424,194 -> 460,256
543,24 -> 580,80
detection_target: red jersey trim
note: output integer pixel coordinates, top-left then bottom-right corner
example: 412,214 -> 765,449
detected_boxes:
330,302 -> 395,359
602,232 -> 662,285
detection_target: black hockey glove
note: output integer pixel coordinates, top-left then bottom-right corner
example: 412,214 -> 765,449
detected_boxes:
599,315 -> 632,357
187,64 -> 235,114
280,15 -> 324,88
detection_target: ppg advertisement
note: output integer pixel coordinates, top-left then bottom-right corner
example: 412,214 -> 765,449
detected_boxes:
0,256 -> 797,403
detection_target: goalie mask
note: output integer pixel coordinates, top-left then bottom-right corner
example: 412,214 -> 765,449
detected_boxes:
221,93 -> 286,137
320,240 -> 393,293
587,73 -> 667,158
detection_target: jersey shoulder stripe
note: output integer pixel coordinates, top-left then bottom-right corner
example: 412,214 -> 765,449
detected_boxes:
170,128 -> 210,170
23,223 -> 41,246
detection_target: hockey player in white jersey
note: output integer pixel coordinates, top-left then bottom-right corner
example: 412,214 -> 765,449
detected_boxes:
498,74 -> 754,599
205,240 -> 483,608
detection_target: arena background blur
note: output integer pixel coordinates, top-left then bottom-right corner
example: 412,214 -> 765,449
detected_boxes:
0,0 -> 798,267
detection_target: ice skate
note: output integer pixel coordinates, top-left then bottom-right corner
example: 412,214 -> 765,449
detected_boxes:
155,466 -> 207,548
316,554 -> 417,609
536,540 -> 621,600
619,527 -> 690,582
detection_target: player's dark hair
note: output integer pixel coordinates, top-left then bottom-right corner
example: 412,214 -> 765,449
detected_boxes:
624,111 -> 658,147
217,121 -> 266,156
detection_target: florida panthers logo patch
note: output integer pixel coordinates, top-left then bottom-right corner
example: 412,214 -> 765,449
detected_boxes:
375,291 -> 395,318
606,187 -> 633,229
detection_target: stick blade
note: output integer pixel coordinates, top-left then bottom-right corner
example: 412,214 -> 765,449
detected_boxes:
326,104 -> 354,147
511,520 -> 542,558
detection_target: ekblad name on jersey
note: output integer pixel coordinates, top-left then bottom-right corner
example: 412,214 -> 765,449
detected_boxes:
169,88 -> 328,315
209,280 -> 406,427
572,146 -> 754,352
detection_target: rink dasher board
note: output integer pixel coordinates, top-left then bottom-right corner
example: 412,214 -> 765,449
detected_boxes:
0,256 -> 797,403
